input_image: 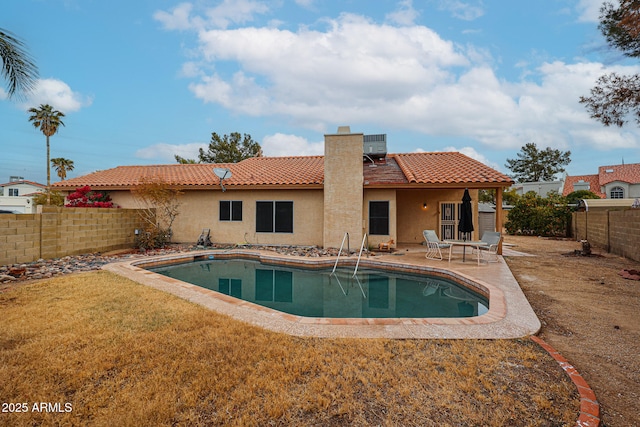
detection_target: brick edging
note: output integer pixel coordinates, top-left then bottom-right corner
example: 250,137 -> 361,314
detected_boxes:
530,335 -> 600,427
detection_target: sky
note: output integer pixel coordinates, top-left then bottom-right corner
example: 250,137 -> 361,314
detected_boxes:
2,0 -> 640,185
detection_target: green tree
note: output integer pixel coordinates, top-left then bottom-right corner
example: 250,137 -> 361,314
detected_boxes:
565,190 -> 600,205
505,143 -> 571,182
174,155 -> 197,164
32,190 -> 64,206
51,157 -> 74,180
0,28 -> 38,100
580,1 -> 640,127
505,192 -> 571,236
176,132 -> 262,164
28,104 -> 65,204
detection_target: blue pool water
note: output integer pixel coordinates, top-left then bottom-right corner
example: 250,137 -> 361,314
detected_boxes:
150,259 -> 489,319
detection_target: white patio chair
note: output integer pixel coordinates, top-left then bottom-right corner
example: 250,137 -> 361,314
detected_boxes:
423,230 -> 451,261
473,231 -> 502,262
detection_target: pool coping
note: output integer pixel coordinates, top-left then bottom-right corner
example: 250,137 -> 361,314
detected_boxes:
103,249 -> 541,339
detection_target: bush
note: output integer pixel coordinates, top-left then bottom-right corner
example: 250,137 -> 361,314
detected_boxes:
505,192 -> 571,236
134,226 -> 172,251
65,186 -> 116,208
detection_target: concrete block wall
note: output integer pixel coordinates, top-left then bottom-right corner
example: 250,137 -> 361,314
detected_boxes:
573,209 -> 640,262
1,207 -> 146,266
0,213 -> 41,266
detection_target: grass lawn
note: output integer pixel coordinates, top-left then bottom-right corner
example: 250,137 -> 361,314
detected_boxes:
0,271 -> 578,426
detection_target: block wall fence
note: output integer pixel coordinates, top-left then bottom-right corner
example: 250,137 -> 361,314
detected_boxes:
572,209 -> 640,262
0,207 -> 148,266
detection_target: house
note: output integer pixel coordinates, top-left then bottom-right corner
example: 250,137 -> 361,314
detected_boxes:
0,177 -> 46,213
563,163 -> 640,199
53,127 -> 513,249
512,180 -> 563,197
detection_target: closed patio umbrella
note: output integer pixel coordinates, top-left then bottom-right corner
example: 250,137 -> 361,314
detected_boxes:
459,188 -> 474,261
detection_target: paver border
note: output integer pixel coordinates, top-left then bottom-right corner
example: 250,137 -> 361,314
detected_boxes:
530,336 -> 600,427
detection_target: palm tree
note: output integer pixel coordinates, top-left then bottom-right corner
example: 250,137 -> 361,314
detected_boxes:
51,157 -> 74,180
28,104 -> 65,204
0,28 -> 38,100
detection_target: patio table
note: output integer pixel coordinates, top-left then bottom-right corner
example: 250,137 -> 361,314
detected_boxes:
443,240 -> 488,266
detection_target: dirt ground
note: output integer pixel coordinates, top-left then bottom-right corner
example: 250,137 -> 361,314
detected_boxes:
503,235 -> 640,427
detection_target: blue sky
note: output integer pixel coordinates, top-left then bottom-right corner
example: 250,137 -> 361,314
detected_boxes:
2,0 -> 640,185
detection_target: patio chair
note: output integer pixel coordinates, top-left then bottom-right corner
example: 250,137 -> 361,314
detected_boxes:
473,231 -> 502,262
196,228 -> 212,247
423,230 -> 451,261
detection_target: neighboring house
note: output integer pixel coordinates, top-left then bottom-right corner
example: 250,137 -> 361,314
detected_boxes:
511,180 -> 563,197
563,163 -> 640,199
0,177 -> 46,213
53,127 -> 513,248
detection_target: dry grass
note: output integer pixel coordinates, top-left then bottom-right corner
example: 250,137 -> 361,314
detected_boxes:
1,271 -> 578,426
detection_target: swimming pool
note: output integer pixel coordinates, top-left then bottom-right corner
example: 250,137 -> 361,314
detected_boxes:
150,258 -> 489,319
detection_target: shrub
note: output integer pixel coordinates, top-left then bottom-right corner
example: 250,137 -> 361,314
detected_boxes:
65,186 -> 116,208
505,192 -> 571,236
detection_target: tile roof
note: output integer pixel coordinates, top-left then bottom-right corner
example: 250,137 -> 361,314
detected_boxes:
392,152 -> 513,185
598,163 -> 640,185
0,180 -> 46,188
563,163 -> 640,198
562,174 -> 604,197
52,152 -> 513,190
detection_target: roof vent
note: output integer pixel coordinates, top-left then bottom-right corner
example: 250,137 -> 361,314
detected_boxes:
605,169 -> 614,173
363,134 -> 387,158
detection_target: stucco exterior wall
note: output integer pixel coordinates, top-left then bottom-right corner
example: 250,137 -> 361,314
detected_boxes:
323,130 -> 364,249
396,189 -> 479,244
109,189 -> 325,246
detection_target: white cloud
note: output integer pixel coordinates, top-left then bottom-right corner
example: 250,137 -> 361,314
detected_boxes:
160,5 -> 640,157
154,2 -> 196,30
576,0 -> 605,23
20,78 -> 91,112
154,0 -> 270,31
135,142 -> 205,162
386,0 -> 420,26
438,0 -> 485,21
262,133 -> 324,156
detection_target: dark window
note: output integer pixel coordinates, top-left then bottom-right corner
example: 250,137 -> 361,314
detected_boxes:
220,201 -> 242,221
369,201 -> 389,235
610,186 -> 624,199
256,201 -> 293,233
8,188 -> 19,197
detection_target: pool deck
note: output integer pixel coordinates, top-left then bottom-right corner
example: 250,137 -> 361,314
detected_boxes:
103,244 -> 541,339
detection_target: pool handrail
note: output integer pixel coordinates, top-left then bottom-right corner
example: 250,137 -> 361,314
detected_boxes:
331,232 -> 350,275
353,233 -> 369,278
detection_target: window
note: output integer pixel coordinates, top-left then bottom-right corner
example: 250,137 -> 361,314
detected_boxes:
256,201 -> 293,233
220,201 -> 242,221
8,188 -> 18,197
369,201 -> 389,235
610,186 -> 624,199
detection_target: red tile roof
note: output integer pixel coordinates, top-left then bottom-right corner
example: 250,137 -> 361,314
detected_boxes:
0,180 -> 46,188
393,152 -> 513,185
563,163 -> 640,198
52,152 -> 513,191
598,163 -> 640,185
562,174 -> 604,197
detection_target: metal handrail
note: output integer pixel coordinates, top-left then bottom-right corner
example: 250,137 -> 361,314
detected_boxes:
331,232 -> 350,275
352,233 -> 368,277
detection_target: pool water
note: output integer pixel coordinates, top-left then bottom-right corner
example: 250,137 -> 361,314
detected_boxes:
150,259 -> 489,319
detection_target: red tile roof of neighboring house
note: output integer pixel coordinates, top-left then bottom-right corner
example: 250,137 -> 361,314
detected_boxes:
52,152 -> 513,191
562,174 -> 604,197
598,163 -> 640,185
0,180 -> 46,188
